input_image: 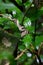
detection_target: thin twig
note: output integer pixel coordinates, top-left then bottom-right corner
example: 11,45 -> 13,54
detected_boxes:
15,49 -> 27,60
38,42 -> 43,55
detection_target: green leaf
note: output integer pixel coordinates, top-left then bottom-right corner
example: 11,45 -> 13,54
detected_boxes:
35,36 -> 43,47
24,17 -> 34,33
23,34 -> 32,48
18,45 -> 26,51
16,0 -> 22,5
0,3 -> 23,22
24,0 -> 33,8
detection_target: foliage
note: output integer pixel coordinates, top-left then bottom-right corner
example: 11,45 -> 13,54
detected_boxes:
0,0 -> 43,65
